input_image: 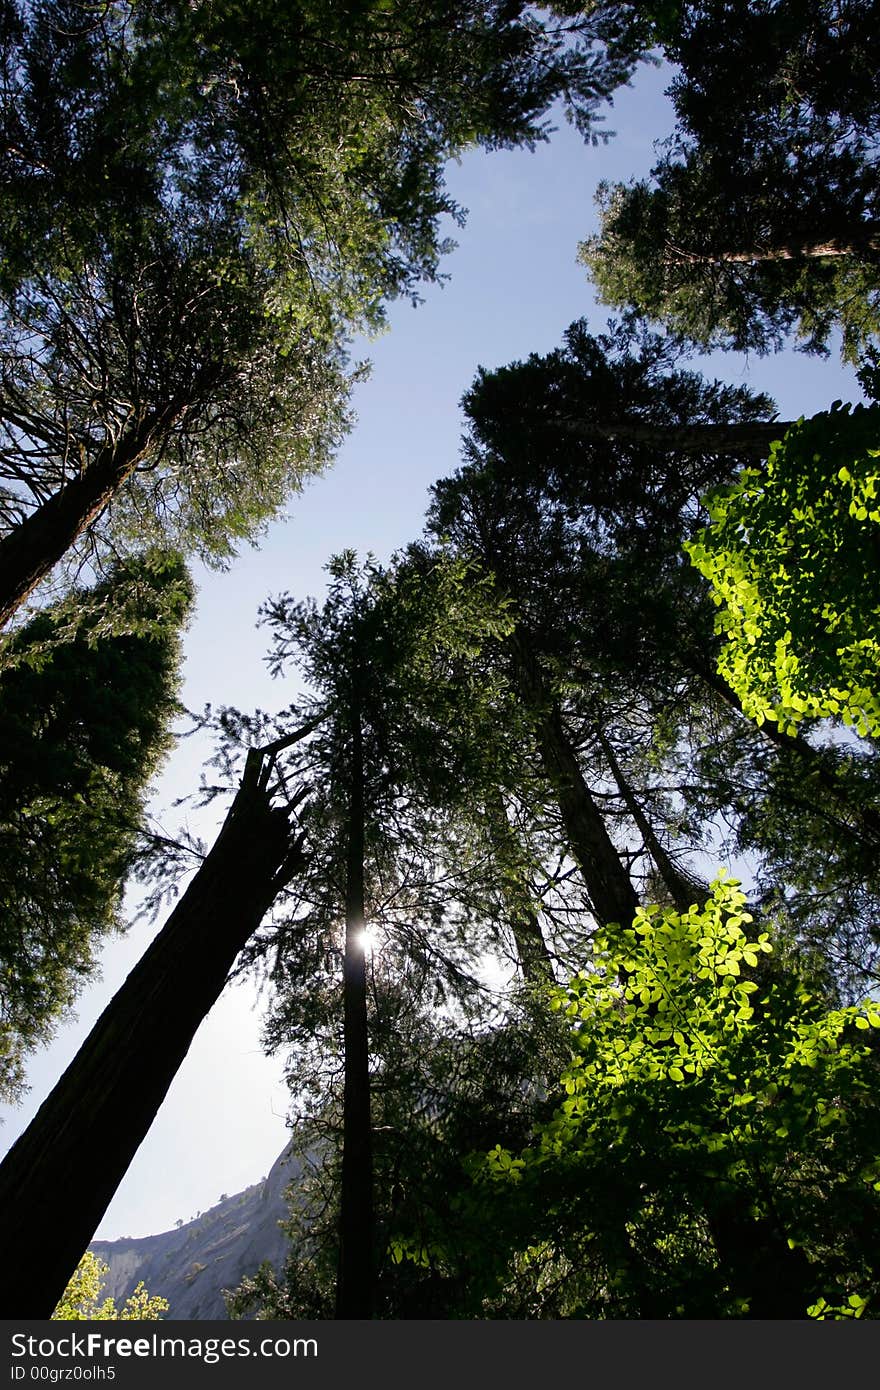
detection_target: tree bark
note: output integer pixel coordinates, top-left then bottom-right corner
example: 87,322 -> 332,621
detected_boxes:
594,725 -> 707,915
0,749 -> 303,1318
0,412 -> 177,631
510,638 -> 638,929
335,688 -> 374,1319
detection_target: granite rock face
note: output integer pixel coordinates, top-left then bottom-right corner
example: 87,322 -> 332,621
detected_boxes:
90,1143 -> 298,1320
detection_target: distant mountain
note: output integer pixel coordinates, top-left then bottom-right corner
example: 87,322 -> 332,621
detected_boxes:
91,1144 -> 298,1319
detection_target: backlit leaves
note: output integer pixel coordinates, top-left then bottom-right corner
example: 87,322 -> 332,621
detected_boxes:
687,403 -> 880,737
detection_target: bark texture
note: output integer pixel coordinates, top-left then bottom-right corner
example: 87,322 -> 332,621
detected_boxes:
0,751 -> 302,1317
0,419 -> 171,630
511,638 -> 638,929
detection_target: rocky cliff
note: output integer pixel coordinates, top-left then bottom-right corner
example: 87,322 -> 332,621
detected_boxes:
90,1143 -> 298,1319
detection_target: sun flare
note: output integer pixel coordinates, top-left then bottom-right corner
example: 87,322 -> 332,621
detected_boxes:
357,926 -> 379,955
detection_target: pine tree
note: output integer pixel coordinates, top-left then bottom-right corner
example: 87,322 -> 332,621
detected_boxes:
0,553 -> 191,1100
0,0 -> 647,628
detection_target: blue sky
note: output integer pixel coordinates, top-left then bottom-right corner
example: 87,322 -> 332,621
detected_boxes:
0,59 -> 865,1242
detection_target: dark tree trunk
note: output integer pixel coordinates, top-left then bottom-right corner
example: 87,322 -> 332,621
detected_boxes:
594,725 -> 707,914
535,704 -> 639,928
484,790 -> 554,986
0,419 -> 171,631
511,639 -> 638,929
335,691 -> 374,1319
0,750 -> 303,1318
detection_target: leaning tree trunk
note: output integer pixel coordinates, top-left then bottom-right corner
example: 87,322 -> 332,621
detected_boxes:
335,686 -> 374,1320
594,725 -> 707,915
510,638 -> 638,929
0,748 -> 304,1318
0,415 -> 174,631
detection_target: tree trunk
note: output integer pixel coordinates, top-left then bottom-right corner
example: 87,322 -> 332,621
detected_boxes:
0,414 -> 174,631
335,690 -> 374,1319
594,725 -> 707,914
0,750 -> 303,1318
510,638 -> 638,929
484,789 -> 554,986
672,237 -> 880,265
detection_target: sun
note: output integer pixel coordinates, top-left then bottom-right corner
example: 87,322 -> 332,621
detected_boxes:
357,926 -> 380,955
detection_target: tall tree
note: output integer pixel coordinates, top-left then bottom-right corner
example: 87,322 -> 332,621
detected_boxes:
251,549 -> 529,1316
579,1 -> 880,358
220,546 -> 584,1317
429,321 -> 880,995
0,0 -> 648,629
0,552 -> 191,1101
425,321 -> 775,908
275,563 -> 377,1320
227,322 -> 880,1317
0,731 -> 311,1318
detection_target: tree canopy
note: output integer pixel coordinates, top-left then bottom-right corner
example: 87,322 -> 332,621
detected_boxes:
5,0 -> 880,1327
0,0 -> 650,628
579,0 -> 880,359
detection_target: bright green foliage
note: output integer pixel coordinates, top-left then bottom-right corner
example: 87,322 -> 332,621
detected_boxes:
52,1252 -> 168,1321
0,555 -> 191,1099
464,875 -> 880,1317
683,710 -> 880,1003
686,403 -> 880,738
